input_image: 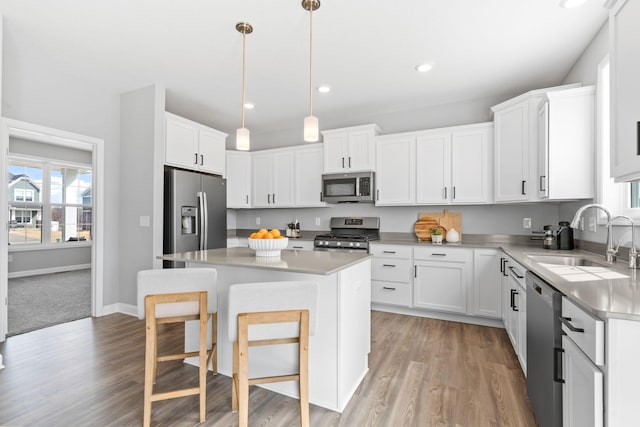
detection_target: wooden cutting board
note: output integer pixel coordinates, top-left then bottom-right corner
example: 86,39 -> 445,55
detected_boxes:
414,209 -> 462,241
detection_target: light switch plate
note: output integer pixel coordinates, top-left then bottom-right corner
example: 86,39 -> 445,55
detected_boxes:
139,216 -> 150,227
588,216 -> 597,232
523,218 -> 532,229
256,217 -> 261,225
315,217 -> 320,226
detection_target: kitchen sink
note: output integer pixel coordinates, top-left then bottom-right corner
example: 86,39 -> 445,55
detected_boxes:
526,254 -> 608,267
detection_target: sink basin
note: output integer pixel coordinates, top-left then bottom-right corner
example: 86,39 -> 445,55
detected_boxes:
526,254 -> 607,267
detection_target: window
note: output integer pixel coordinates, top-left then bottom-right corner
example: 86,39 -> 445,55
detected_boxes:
8,157 -> 92,245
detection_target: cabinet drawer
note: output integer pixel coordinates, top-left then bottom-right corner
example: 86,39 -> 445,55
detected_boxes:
369,244 -> 412,259
371,258 -> 412,282
371,280 -> 411,307
561,297 -> 604,366
413,247 -> 472,263
286,240 -> 314,251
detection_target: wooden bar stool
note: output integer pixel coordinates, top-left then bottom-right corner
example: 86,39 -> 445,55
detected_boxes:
228,281 -> 318,427
136,268 -> 218,427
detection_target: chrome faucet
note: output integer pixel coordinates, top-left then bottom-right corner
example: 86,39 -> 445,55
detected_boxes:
607,215 -> 639,269
570,204 -> 616,263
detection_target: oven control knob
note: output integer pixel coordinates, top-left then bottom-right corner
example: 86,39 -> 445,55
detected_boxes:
322,241 -> 328,245
336,242 -> 342,246
349,242 -> 354,247
355,242 -> 361,247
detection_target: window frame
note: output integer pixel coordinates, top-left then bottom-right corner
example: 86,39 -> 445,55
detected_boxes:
7,154 -> 93,249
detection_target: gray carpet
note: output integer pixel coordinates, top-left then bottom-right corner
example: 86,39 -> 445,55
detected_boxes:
8,269 -> 91,336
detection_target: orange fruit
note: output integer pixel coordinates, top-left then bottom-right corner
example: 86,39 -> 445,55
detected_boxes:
258,228 -> 268,234
249,232 -> 258,238
270,228 -> 281,238
263,233 -> 274,239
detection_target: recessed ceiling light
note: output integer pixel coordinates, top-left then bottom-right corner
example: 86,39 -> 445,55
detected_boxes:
415,63 -> 433,73
317,85 -> 331,93
558,0 -> 588,8
244,102 -> 254,109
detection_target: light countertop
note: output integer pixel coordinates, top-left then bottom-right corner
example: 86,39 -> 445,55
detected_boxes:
160,247 -> 371,276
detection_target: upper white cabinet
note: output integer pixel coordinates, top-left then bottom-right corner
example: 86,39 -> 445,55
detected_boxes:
252,150 -> 294,208
537,86 -> 595,200
225,151 -> 251,208
322,124 -> 380,173
376,123 -> 493,206
375,134 -> 416,205
609,0 -> 640,182
492,84 -> 581,203
165,112 -> 227,175
294,144 -> 326,207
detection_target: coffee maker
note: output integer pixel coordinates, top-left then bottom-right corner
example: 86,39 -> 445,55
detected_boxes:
557,221 -> 575,250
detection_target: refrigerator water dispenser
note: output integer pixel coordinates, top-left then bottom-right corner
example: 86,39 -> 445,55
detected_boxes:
181,206 -> 197,234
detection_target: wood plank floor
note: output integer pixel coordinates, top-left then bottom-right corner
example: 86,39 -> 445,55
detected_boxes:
0,311 -> 537,426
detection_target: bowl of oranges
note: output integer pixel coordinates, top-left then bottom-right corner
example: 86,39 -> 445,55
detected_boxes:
247,228 -> 288,257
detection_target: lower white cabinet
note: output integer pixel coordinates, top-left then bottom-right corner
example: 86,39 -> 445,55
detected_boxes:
472,249 -> 502,318
370,244 -> 412,307
562,335 -> 603,427
226,237 -> 248,248
413,247 -> 472,314
286,240 -> 314,251
501,255 -> 527,374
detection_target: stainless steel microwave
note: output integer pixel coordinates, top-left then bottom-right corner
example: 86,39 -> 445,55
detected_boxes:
321,171 -> 375,203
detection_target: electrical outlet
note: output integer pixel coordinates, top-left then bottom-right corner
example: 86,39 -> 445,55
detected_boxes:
588,216 -> 597,232
315,217 -> 321,226
523,218 -> 532,229
256,217 -> 261,225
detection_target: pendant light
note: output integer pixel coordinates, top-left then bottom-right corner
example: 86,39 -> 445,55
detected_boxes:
302,0 -> 320,142
236,22 -> 253,151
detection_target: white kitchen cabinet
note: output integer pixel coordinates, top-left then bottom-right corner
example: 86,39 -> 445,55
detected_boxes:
286,240 -> 314,251
165,112 -> 227,175
472,249 -> 502,319
492,84 -> 581,203
375,135 -> 416,205
294,145 -> 326,207
562,335 -> 603,427
537,86 -> 595,199
225,151 -> 251,208
370,244 -> 412,307
413,247 -> 472,314
376,123 -> 492,206
501,256 -> 527,374
251,150 -> 294,208
609,0 -> 640,182
322,124 -> 380,173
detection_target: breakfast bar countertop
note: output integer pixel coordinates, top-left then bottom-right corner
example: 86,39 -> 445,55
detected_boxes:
159,246 -> 372,276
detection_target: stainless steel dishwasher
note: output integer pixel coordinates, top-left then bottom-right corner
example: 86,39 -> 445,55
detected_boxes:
526,271 -> 563,427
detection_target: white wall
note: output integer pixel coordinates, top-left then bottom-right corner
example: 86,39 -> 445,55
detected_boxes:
233,203 -> 562,236
2,26 -> 122,306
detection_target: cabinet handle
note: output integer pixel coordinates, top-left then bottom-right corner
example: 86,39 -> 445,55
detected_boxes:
273,193 -> 276,204
320,191 -> 323,201
414,265 -> 417,278
452,186 -> 456,199
431,253 -> 446,256
521,180 -> 526,195
382,264 -> 396,268
559,316 -> 585,333
382,286 -> 397,291
553,347 -> 565,383
246,195 -> 249,204
194,153 -> 198,164
510,289 -> 519,311
508,266 -> 524,279
502,260 -> 509,277
293,246 -> 304,249
376,189 -> 379,201
443,187 -> 447,199
383,250 -> 396,254
200,154 -> 204,166
342,157 -> 345,168
267,194 -> 271,204
349,157 -> 352,168
500,257 -> 506,273
540,175 -> 546,192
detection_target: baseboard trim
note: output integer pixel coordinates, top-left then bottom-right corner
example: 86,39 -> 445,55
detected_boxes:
371,304 -> 505,328
102,303 -> 137,318
8,264 -> 91,279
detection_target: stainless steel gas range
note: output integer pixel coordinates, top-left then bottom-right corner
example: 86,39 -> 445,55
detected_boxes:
313,217 -> 380,253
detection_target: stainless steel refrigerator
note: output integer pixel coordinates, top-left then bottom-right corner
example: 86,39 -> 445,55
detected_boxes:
163,166 -> 227,268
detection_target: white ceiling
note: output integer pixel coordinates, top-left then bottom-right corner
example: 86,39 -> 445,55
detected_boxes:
0,0 -> 608,150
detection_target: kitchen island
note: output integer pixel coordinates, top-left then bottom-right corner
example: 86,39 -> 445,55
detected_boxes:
160,247 -> 372,413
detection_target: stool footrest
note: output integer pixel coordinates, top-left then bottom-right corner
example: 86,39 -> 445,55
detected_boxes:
249,374 -> 300,385
151,387 -> 200,402
250,337 -> 299,347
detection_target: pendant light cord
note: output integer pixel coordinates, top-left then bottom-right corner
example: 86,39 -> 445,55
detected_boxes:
309,5 -> 314,117
241,29 -> 247,128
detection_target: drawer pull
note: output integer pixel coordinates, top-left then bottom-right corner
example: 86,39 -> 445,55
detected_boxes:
508,266 -> 524,279
382,286 -> 396,291
554,347 -> 565,383
383,250 -> 396,254
559,316 -> 585,333
510,289 -> 519,311
293,246 -> 304,249
431,253 -> 446,256
382,264 -> 396,268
